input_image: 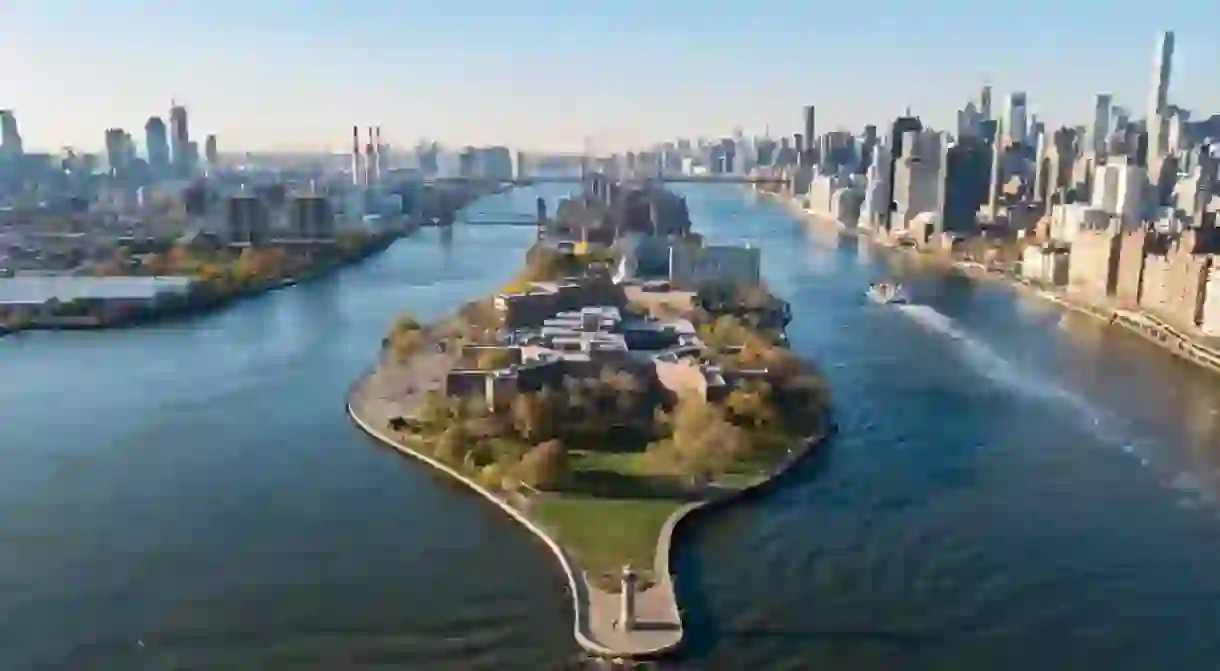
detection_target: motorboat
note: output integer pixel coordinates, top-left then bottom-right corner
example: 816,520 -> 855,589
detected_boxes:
867,281 -> 910,305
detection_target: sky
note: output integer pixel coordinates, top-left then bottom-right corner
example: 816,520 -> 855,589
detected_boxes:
1,0 -> 1217,154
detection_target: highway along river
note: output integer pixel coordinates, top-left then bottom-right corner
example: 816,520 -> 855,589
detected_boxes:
1,184 -> 1219,670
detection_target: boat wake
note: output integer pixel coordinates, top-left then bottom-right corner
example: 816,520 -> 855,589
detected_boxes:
894,304 -> 1149,460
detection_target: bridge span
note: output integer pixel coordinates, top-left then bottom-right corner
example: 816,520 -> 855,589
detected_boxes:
429,174 -> 786,187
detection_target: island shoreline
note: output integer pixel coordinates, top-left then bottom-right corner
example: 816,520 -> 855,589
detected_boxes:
346,362 -> 833,660
1,228 -> 407,338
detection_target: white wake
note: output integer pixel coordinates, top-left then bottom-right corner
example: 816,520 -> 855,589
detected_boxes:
894,304 -> 1142,456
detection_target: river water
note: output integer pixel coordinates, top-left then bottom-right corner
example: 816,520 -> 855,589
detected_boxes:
3,185 -> 1220,670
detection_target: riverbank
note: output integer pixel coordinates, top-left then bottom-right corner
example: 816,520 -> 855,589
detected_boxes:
0,226 -> 407,337
764,189 -> 1220,377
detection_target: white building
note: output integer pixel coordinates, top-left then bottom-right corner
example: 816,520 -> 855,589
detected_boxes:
1090,159 -> 1144,227
1049,202 -> 1112,243
1021,245 -> 1069,285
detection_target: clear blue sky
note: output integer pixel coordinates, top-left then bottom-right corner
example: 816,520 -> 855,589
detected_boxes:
1,0 -> 1216,153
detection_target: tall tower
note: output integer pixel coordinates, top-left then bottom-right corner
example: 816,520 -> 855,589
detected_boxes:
1092,94 -> 1112,156
351,126 -> 363,188
1147,30 -> 1175,159
0,110 -> 23,157
144,116 -> 170,176
365,126 -> 377,186
802,105 -> 816,166
374,126 -> 384,179
988,118 -> 1005,221
169,102 -> 191,177
204,134 -> 219,166
980,85 -> 993,121
1004,92 -> 1027,145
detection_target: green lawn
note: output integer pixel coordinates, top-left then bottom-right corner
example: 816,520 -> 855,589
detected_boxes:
529,450 -> 690,590
531,495 -> 682,589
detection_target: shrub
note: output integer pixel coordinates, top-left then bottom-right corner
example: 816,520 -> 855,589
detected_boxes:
515,439 -> 569,490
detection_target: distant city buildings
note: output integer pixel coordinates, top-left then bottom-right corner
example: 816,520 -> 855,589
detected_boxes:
169,103 -> 193,177
144,116 -> 170,177
204,134 -> 218,167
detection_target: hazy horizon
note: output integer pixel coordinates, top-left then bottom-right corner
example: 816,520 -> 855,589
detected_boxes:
2,0 -> 1216,154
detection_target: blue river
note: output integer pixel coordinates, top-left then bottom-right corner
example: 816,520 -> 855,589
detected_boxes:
2,184 -> 1219,670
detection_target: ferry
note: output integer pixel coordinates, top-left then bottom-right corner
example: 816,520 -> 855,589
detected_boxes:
867,281 -> 910,305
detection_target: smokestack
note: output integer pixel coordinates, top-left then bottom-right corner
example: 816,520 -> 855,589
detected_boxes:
375,126 -> 384,177
351,125 -> 362,188
365,126 -> 377,185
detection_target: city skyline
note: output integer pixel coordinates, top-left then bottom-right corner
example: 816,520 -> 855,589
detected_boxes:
1,0 -> 1217,153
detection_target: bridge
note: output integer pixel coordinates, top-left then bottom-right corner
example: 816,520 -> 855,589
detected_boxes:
429,174 -> 787,187
459,213 -> 542,227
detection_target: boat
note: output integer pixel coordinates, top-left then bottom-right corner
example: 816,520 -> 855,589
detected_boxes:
867,281 -> 910,305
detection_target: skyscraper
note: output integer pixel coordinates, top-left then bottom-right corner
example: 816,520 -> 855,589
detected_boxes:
802,105 -> 816,166
205,134 -> 218,166
980,86 -> 993,121
144,116 -> 170,176
104,128 -> 132,178
1004,92 -> 1028,145
0,110 -> 23,157
1147,31 -> 1174,159
1092,94 -> 1112,156
169,103 -> 192,176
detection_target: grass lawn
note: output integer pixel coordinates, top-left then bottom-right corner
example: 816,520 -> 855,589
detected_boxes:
531,495 -> 682,590
530,450 -> 691,590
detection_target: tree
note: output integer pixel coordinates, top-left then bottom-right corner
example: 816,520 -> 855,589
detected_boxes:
515,439 -> 569,490
434,426 -> 469,466
392,313 -> 422,335
475,348 -> 517,370
417,391 -> 456,434
477,462 -> 510,491
141,253 -> 169,276
388,331 -> 421,361
736,337 -> 800,378
668,397 -> 747,484
599,368 -> 643,415
511,390 -> 557,443
92,261 -> 125,277
726,380 -> 776,429
166,246 -> 191,271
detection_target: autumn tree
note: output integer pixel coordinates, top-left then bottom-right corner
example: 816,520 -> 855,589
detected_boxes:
475,348 -> 517,370
477,462 -> 509,491
726,380 -> 776,429
141,253 -> 169,276
416,391 -> 456,434
667,396 -> 747,484
599,368 -> 643,415
511,389 -> 558,443
515,439 -> 569,490
434,425 -> 470,466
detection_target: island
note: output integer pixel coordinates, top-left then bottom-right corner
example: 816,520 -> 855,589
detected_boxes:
347,178 -> 832,659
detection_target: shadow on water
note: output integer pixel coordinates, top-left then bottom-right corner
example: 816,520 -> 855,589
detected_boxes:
671,435 -> 837,662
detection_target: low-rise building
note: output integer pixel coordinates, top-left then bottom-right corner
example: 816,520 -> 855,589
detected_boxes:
1021,244 -> 1069,285
0,275 -> 194,325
